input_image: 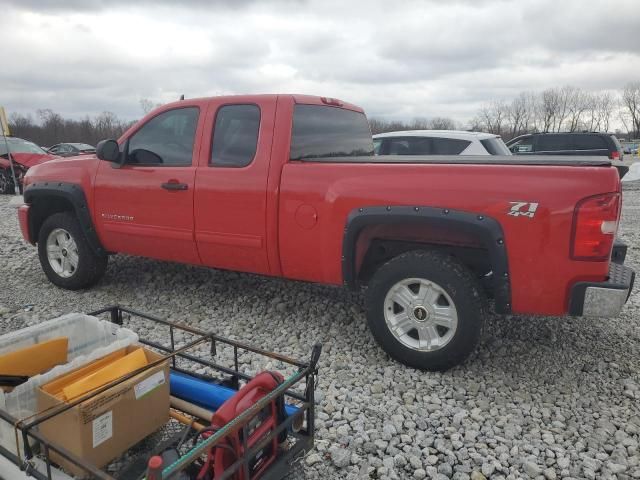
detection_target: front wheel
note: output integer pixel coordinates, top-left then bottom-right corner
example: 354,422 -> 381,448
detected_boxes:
365,250 -> 486,371
37,212 -> 108,290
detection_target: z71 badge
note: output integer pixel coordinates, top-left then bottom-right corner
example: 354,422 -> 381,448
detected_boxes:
508,202 -> 539,218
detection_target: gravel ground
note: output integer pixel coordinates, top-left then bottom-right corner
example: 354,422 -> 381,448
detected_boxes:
1,180 -> 639,480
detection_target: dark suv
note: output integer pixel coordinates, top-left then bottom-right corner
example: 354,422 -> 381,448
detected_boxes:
506,132 -> 624,161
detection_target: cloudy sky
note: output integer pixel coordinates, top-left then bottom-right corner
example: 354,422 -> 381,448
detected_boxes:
1,0 -> 639,124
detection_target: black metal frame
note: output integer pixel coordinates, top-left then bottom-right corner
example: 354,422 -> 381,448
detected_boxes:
0,305 -> 321,480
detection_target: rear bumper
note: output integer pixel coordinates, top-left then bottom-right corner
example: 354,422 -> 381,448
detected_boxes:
569,261 -> 635,317
611,239 -> 627,264
17,204 -> 33,244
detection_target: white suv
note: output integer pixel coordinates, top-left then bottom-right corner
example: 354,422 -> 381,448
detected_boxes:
373,130 -> 511,156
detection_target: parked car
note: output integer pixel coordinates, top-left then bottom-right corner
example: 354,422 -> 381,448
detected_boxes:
18,94 -> 634,371
506,132 -> 624,160
373,130 -> 511,155
0,136 -> 59,194
47,143 -> 96,157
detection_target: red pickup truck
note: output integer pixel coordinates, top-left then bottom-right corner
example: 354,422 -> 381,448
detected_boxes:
17,94 -> 635,370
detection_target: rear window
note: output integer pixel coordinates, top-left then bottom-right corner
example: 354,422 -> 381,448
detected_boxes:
573,135 -> 607,150
610,135 -> 623,152
480,137 -> 511,155
290,105 -> 373,160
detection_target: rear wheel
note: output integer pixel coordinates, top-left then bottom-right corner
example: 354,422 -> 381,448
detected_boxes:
37,212 -> 108,290
0,169 -> 15,195
365,250 -> 486,371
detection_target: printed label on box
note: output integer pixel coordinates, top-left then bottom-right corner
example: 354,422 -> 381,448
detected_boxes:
134,370 -> 165,400
92,410 -> 113,448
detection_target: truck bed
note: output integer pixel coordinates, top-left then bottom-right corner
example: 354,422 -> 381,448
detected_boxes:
299,155 -> 613,167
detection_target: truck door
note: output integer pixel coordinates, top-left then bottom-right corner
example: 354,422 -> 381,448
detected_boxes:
193,97 -> 277,275
93,104 -> 203,264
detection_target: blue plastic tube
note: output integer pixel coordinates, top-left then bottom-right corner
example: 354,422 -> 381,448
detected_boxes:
169,371 -> 299,417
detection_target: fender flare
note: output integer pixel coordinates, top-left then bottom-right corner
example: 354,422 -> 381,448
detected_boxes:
23,181 -> 106,256
342,205 -> 511,314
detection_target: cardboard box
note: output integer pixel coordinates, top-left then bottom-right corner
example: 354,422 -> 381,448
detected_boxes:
37,346 -> 169,477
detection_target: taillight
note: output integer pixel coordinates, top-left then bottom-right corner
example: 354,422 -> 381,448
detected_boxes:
610,150 -> 620,160
571,193 -> 620,260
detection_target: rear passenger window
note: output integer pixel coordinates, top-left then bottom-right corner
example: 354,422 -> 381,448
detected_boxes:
388,139 -> 412,155
211,105 -> 260,168
430,138 -> 471,154
537,135 -> 572,151
407,138 -> 433,154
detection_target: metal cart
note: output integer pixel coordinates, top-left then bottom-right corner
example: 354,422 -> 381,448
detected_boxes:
0,305 -> 321,479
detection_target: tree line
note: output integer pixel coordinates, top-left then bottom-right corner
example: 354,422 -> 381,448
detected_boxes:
8,110 -> 135,148
469,82 -> 640,140
7,83 -> 640,147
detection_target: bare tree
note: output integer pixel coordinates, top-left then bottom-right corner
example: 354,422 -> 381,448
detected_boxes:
140,98 -> 162,115
621,82 -> 640,138
369,116 -> 458,134
9,110 -> 134,147
554,86 -> 579,132
594,92 -> 615,132
476,100 -> 507,135
409,117 -> 430,130
428,117 -> 457,130
566,87 -> 589,132
507,93 -> 528,138
539,88 -> 561,132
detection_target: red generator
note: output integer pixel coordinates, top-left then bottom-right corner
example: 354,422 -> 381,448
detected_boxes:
198,371 -> 286,480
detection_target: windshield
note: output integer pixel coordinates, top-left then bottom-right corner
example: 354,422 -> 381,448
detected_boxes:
480,137 -> 511,155
0,137 -> 47,155
71,143 -> 96,151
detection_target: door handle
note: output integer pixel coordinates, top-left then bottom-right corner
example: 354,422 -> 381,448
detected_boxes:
161,182 -> 188,191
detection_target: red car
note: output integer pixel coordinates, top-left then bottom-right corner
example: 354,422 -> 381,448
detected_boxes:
0,136 -> 59,194
17,95 -> 635,370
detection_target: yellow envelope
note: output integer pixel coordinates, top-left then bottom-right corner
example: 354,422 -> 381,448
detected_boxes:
62,348 -> 148,401
0,337 -> 68,377
42,348 -> 127,398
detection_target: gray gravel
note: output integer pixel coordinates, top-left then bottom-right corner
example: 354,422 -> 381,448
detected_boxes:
1,179 -> 640,479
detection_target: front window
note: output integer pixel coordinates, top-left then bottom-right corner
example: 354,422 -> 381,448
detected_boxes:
290,105 -> 373,160
509,137 -> 534,153
127,107 -> 199,166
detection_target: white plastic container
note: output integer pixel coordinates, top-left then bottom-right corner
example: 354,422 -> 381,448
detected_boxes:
0,313 -> 138,456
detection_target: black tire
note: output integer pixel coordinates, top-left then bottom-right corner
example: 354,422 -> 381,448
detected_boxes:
37,212 -> 108,290
0,169 -> 15,195
365,250 -> 486,371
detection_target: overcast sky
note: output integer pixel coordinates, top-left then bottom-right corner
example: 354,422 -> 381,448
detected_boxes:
1,0 -> 639,124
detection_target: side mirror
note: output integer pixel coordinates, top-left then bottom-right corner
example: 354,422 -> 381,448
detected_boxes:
96,139 -> 120,163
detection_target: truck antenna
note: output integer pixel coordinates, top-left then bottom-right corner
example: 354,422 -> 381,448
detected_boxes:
179,94 -> 185,101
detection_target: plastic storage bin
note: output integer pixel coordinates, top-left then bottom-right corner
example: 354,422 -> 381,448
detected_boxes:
0,313 -> 138,456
